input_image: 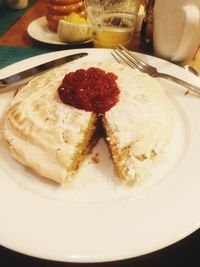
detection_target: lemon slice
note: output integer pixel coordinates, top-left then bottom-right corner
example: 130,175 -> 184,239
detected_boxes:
63,12 -> 87,24
57,13 -> 90,43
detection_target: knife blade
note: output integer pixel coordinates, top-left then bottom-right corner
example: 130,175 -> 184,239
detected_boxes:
0,52 -> 88,88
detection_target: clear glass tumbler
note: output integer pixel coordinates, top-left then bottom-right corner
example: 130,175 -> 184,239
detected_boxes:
84,0 -> 141,48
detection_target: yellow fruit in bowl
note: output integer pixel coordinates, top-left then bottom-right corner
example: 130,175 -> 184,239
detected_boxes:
57,12 -> 90,43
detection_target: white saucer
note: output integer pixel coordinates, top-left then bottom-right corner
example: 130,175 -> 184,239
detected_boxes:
27,16 -> 92,46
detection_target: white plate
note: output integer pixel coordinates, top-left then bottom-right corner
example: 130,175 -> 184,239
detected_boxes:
27,16 -> 92,46
0,48 -> 200,263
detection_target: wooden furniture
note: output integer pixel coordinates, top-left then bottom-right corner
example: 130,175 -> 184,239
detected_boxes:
0,0 -> 47,47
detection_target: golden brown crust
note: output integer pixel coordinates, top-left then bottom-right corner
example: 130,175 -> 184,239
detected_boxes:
0,64 -> 97,184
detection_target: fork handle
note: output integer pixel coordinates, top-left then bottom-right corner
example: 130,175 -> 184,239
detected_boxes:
155,72 -> 200,96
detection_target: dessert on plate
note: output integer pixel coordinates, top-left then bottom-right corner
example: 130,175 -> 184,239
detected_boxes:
0,61 -> 176,185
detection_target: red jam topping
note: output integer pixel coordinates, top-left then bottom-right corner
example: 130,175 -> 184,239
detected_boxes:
58,67 -> 120,113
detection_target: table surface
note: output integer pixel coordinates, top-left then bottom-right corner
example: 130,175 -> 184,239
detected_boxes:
0,0 -> 200,266
1,0 -> 200,70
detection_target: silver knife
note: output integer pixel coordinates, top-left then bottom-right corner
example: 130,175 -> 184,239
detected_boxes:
0,52 -> 88,89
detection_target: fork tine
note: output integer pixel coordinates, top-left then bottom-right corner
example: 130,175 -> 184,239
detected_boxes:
111,51 -> 122,64
112,49 -> 144,72
118,44 -> 150,69
116,47 -> 144,71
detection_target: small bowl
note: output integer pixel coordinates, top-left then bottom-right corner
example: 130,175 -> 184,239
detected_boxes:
57,19 -> 90,43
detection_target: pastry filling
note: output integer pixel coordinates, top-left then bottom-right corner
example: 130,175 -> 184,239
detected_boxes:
58,67 -> 120,113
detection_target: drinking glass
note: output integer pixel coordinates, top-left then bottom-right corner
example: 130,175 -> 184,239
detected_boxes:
84,0 -> 141,48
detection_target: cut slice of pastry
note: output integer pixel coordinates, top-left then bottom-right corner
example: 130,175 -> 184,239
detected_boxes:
0,61 -> 176,185
101,63 -> 176,184
0,64 -> 98,184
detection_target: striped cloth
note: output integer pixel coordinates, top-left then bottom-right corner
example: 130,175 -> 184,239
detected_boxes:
0,45 -> 56,69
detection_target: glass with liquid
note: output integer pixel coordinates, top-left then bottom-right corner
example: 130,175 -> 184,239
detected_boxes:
84,0 -> 141,48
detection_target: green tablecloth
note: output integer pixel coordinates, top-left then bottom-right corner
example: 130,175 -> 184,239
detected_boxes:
0,45 -> 56,69
0,0 -> 36,36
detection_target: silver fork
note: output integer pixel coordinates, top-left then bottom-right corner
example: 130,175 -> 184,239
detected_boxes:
112,44 -> 200,96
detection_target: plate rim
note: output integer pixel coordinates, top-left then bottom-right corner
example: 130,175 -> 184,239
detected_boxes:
27,16 -> 92,46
